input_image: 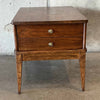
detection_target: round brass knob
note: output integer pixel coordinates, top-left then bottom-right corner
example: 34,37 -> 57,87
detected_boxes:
48,29 -> 53,34
48,42 -> 53,47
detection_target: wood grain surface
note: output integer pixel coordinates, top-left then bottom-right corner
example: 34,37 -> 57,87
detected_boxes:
12,7 -> 88,25
17,24 -> 83,38
16,54 -> 22,94
18,37 -> 83,51
79,52 -> 86,91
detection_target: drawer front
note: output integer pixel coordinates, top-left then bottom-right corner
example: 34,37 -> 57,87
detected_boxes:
17,24 -> 83,38
18,37 -> 83,51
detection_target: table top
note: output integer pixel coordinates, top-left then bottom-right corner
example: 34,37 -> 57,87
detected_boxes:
12,6 -> 88,25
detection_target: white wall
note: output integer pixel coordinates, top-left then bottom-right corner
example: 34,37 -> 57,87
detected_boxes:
0,0 -> 100,55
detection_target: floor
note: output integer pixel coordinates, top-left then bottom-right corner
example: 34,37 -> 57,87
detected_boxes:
0,53 -> 100,100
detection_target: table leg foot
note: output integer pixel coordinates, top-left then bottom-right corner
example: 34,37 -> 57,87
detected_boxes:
16,54 -> 22,94
79,53 -> 86,91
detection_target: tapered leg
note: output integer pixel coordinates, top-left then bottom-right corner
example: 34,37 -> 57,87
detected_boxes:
16,54 -> 22,94
79,53 -> 86,91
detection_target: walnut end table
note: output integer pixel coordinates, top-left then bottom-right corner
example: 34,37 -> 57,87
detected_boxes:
12,6 -> 88,94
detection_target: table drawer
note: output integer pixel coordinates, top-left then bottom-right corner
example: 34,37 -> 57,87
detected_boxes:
18,37 -> 83,51
17,24 -> 83,38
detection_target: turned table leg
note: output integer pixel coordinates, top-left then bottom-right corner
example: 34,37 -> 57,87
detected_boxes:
79,53 -> 86,91
16,54 -> 22,94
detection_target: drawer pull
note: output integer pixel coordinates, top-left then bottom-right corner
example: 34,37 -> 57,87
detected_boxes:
48,29 -> 53,34
48,42 -> 53,47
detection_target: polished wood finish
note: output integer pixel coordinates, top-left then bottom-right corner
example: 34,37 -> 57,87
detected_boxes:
12,7 -> 88,94
17,24 -> 83,38
79,52 -> 86,91
16,54 -> 22,94
12,7 -> 87,25
18,37 -> 83,51
16,49 -> 86,61
14,25 -> 18,51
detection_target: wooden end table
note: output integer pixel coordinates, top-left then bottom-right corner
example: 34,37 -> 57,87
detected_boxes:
12,7 -> 88,94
